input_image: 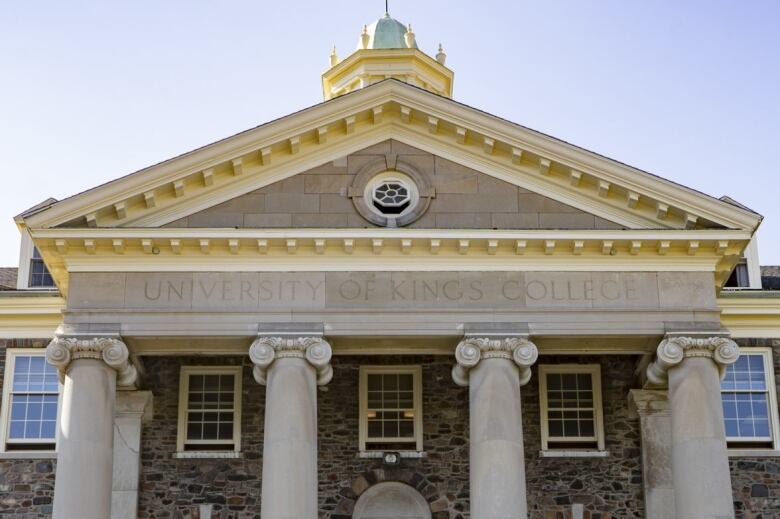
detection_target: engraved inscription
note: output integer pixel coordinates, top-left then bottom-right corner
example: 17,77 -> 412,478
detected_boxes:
124,272 -> 645,310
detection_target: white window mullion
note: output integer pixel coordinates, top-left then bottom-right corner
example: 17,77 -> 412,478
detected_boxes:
177,366 -> 242,453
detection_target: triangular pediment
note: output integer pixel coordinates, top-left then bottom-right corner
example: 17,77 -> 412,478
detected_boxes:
20,80 -> 759,233
164,140 -> 627,231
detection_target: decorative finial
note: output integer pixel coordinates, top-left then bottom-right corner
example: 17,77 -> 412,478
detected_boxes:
385,0 -> 389,14
404,24 -> 416,48
436,43 -> 447,65
329,45 -> 338,67
360,25 -> 370,49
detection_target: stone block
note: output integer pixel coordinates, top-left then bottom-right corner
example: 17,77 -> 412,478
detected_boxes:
591,272 -> 660,309
209,193 -> 265,213
538,197 -> 583,213
257,175 -> 304,193
291,213 -> 349,227
320,194 -> 355,213
657,272 -> 717,310
264,193 -> 320,212
162,217 -> 188,227
491,213 -> 540,229
68,272 -> 127,310
303,174 -> 353,194
477,174 -> 517,194
124,272 -> 194,309
539,213 -> 596,229
523,272 -> 594,308
398,154 -> 435,177
517,194 -> 545,213
243,213 -> 292,227
595,216 -> 625,230
431,192 -> 518,213
302,162 -> 348,175
187,212 -> 243,228
352,141 -> 391,155
391,139 -> 429,155
433,157 -> 479,194
435,212 -> 492,228
348,154 -> 383,175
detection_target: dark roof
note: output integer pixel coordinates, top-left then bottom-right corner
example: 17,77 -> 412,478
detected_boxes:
761,266 -> 780,290
0,268 -> 18,290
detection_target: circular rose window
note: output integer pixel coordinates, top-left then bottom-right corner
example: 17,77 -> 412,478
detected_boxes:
364,172 -> 419,219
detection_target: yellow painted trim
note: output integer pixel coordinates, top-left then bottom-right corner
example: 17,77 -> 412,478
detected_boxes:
0,296 -> 64,339
719,293 -> 780,338
21,81 -> 760,233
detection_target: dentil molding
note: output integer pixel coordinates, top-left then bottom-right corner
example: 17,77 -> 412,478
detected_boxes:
452,337 -> 539,387
46,336 -> 138,387
645,335 -> 739,386
249,336 -> 333,386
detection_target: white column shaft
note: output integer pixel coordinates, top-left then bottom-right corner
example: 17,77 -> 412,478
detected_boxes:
261,357 -> 319,519
53,359 -> 117,519
469,358 -> 528,519
668,357 -> 734,519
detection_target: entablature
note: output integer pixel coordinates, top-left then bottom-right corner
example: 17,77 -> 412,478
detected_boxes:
29,227 -> 750,296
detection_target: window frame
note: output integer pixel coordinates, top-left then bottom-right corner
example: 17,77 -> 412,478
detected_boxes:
176,366 -> 243,453
538,364 -> 605,452
16,231 -> 56,291
721,347 -> 780,450
359,365 -> 423,452
0,348 -> 61,452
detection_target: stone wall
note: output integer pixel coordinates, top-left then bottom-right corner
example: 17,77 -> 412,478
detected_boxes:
730,338 -> 780,519
524,356 -> 645,518
165,140 -> 624,231
3,341 -> 778,518
0,339 -> 56,518
135,354 -> 644,518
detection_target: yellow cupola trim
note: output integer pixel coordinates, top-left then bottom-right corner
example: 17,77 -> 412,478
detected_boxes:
322,12 -> 454,100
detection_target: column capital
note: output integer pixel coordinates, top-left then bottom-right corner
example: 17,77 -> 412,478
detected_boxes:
452,336 -> 538,387
46,335 -> 137,387
249,336 -> 333,386
646,335 -> 739,386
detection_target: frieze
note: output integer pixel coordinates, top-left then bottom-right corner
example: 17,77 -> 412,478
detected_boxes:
67,271 -> 716,312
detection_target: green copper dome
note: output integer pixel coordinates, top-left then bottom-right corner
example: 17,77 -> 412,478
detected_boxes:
358,13 -> 418,50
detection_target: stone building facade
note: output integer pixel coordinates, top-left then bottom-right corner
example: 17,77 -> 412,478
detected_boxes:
1,11 -> 779,519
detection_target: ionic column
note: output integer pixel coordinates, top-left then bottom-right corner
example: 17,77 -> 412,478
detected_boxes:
46,336 -> 138,519
250,336 -> 332,519
646,335 -> 739,519
452,336 -> 538,519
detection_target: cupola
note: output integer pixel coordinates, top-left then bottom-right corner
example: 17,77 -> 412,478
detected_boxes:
322,12 -> 454,100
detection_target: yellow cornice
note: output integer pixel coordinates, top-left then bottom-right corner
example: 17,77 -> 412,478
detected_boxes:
718,292 -> 780,338
322,48 -> 454,99
0,294 -> 64,339
21,81 -> 760,234
29,227 -> 749,297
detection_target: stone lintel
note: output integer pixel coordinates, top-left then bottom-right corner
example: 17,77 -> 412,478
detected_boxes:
463,322 -> 530,337
257,322 -> 325,336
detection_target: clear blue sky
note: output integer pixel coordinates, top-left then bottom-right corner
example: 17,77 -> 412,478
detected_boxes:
1,1 -> 778,266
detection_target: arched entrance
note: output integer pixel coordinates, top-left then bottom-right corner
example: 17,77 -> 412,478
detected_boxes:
352,482 -> 432,519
